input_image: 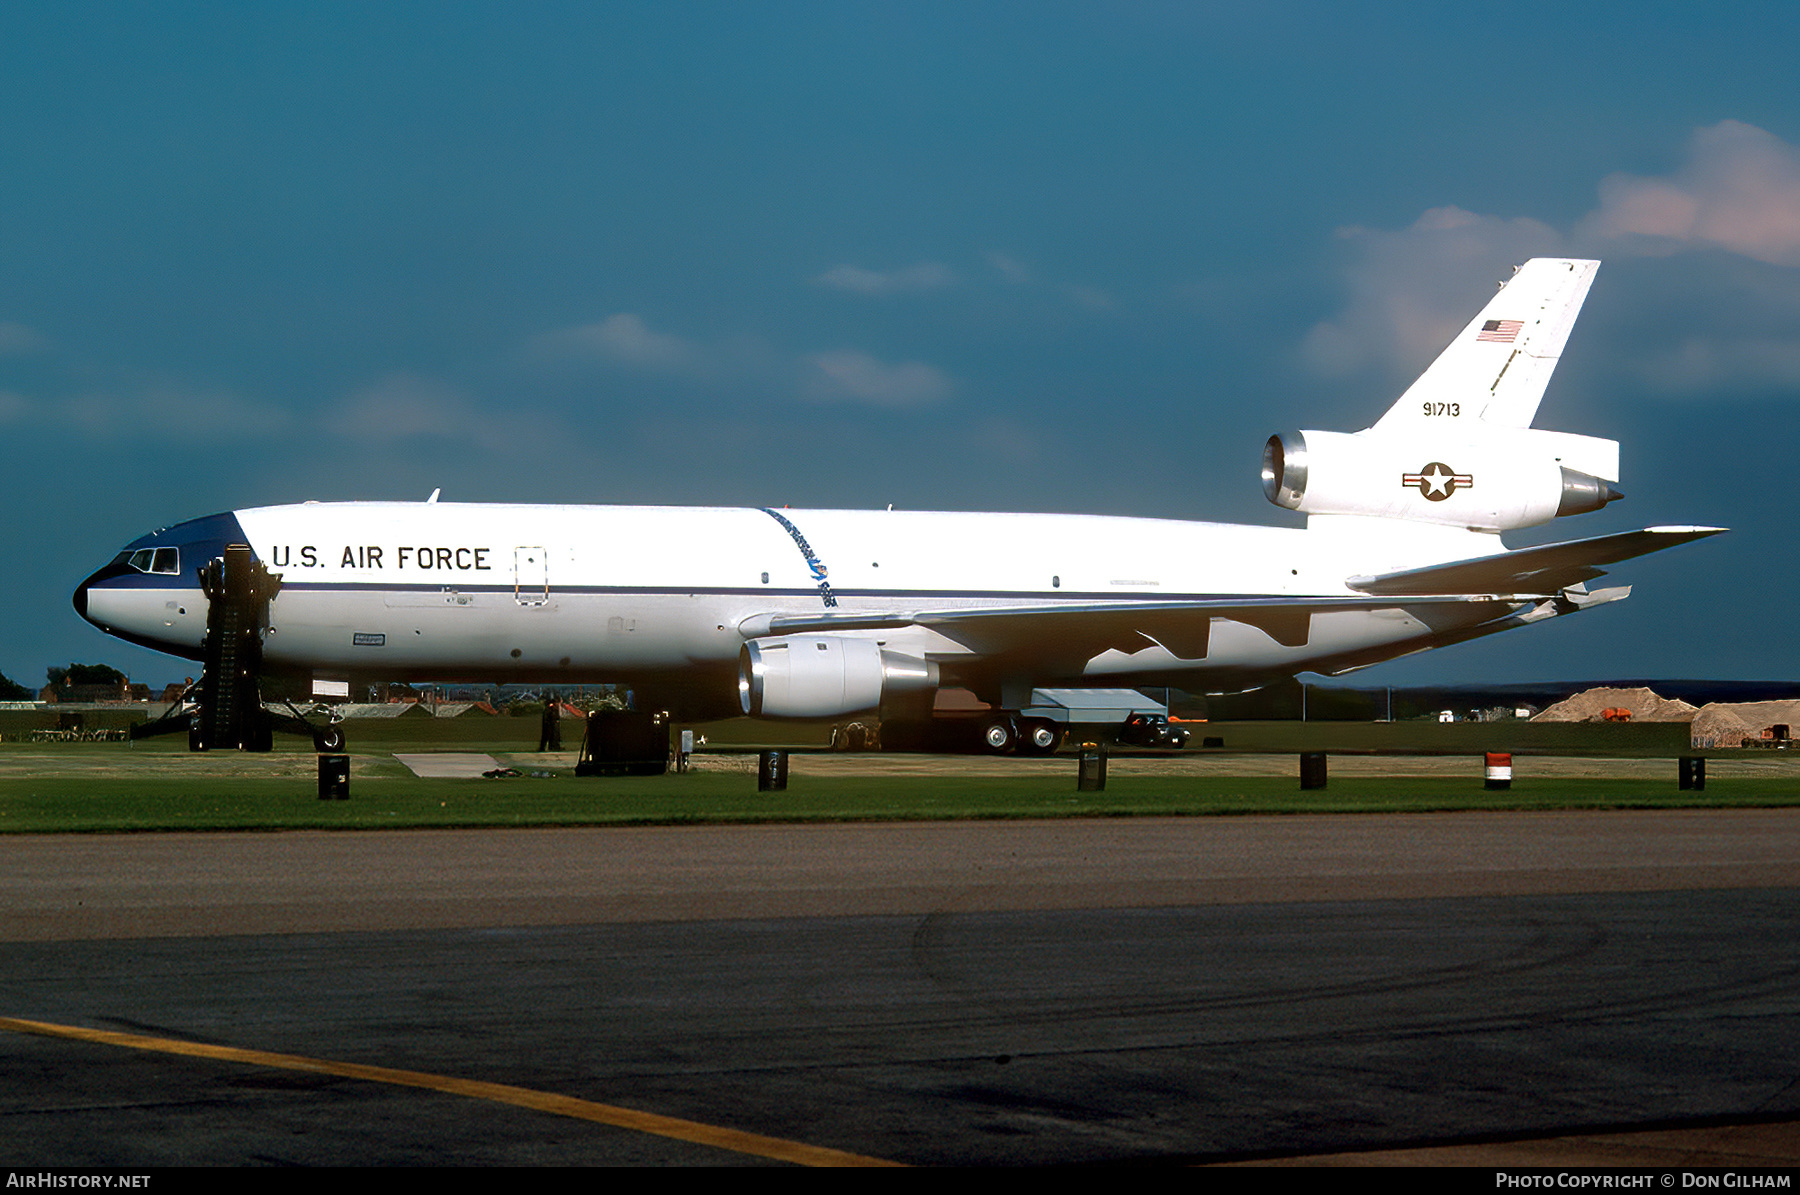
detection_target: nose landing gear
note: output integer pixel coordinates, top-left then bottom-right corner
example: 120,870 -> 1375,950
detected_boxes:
129,544 -> 344,753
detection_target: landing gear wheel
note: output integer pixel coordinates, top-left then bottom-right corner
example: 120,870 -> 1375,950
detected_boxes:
1019,719 -> 1064,756
314,725 -> 346,753
980,716 -> 1017,754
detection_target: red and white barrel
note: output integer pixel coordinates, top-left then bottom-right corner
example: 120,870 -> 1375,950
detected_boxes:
1484,751 -> 1513,790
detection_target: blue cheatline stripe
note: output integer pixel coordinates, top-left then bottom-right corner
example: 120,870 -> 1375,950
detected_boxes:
266,580 -> 1303,603
758,508 -> 838,608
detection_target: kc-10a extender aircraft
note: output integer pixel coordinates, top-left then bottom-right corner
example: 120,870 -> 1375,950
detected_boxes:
75,258 -> 1722,752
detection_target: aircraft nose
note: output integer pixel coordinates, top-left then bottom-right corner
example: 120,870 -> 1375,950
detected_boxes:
73,557 -> 132,628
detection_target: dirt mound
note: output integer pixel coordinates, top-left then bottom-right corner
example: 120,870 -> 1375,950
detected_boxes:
1531,687 -> 1699,724
1690,700 -> 1800,748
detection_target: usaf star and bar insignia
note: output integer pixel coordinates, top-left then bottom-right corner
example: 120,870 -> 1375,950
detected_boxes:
1402,462 -> 1473,501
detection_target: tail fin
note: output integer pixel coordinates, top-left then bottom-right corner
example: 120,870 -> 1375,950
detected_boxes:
1373,258 -> 1599,433
1263,258 -> 1620,532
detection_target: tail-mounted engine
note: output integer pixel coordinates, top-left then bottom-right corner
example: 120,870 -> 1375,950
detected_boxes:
1261,427 -> 1623,532
739,635 -> 938,719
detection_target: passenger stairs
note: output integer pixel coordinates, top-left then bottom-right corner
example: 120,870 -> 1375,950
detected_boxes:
131,544 -> 342,752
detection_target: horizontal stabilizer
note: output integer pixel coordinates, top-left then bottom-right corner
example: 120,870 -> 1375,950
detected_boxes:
1346,526 -> 1726,596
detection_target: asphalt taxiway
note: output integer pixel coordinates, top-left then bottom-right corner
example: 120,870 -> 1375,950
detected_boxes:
3,811 -> 1799,1165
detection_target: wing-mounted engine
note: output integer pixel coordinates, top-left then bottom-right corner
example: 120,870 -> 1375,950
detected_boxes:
739,634 -> 939,718
1261,427 -> 1623,533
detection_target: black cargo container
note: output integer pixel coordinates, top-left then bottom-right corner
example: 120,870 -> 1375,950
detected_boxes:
574,710 -> 670,776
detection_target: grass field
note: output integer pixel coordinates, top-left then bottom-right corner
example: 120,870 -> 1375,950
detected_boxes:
2,737 -> 1797,833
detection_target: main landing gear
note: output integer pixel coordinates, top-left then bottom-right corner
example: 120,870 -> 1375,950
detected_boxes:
130,544 -> 344,753
980,713 -> 1065,756
881,712 -> 1065,756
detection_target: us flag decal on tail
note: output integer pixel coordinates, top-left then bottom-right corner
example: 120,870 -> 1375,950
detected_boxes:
1477,318 -> 1523,343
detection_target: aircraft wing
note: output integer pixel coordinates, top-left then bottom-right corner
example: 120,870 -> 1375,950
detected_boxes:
738,523 -> 1722,663
744,594 -> 1489,661
742,525 -> 1723,661
1345,525 -> 1726,596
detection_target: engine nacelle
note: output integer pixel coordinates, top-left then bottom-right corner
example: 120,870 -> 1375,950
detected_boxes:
1261,427 -> 1622,532
739,635 -> 939,719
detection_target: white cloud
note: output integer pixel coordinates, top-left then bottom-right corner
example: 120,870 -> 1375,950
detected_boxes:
804,349 -> 953,407
1061,283 -> 1116,311
530,312 -> 701,370
330,372 -> 553,448
1299,129 -> 1800,402
333,373 -> 468,440
526,312 -> 956,408
814,262 -> 957,295
812,252 -> 1114,318
0,323 -> 45,355
1301,205 -> 1563,380
981,252 -> 1115,311
525,313 -> 782,393
985,252 -> 1031,284
141,386 -> 291,437
967,415 -> 1042,463
40,385 -> 291,440
1585,121 -> 1800,266
1629,334 -> 1800,395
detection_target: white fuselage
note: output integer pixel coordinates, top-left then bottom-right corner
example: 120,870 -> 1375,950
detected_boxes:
79,501 -> 1514,710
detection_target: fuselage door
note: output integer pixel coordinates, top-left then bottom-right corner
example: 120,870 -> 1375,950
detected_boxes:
514,546 -> 548,606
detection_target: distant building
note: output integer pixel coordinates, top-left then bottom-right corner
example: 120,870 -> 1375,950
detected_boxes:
40,681 -> 153,704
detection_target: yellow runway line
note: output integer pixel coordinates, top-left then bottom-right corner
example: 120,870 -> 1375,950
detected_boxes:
0,1016 -> 901,1167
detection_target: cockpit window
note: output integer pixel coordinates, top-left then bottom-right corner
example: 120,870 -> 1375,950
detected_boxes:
126,548 -> 180,575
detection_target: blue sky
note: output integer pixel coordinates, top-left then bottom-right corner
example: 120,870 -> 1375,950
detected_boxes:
4,2 -> 1797,691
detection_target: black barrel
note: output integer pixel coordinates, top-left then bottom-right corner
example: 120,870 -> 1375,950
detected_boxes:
757,749 -> 789,792
1077,746 -> 1108,792
318,753 -> 350,800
